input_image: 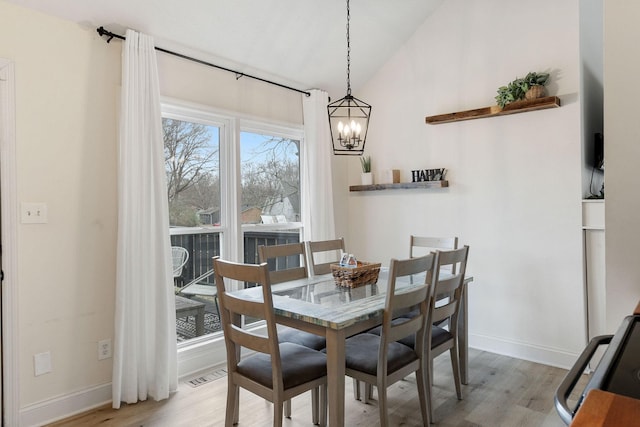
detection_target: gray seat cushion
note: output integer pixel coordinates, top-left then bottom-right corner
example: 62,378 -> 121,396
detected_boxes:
237,342 -> 326,389
429,325 -> 453,348
278,326 -> 326,350
369,319 -> 453,350
344,333 -> 417,376
404,308 -> 447,327
366,318 -> 416,348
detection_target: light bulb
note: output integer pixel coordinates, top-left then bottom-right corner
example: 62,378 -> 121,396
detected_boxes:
356,123 -> 362,136
338,121 -> 344,133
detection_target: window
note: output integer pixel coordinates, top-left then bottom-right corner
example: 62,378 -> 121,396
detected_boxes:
240,129 -> 302,268
162,101 -> 304,352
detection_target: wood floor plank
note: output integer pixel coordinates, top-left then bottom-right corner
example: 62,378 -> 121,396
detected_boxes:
47,349 -> 575,427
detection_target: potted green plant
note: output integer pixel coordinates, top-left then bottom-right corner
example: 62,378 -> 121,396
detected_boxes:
360,155 -> 373,185
519,71 -> 550,100
495,71 -> 550,107
495,78 -> 525,108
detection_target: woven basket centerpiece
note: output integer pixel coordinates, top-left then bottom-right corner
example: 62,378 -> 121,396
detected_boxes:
330,261 -> 382,288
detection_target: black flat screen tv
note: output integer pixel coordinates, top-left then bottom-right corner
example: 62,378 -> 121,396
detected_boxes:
594,132 -> 604,170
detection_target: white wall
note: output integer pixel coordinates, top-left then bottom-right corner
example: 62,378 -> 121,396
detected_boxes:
0,2 -> 121,417
3,0 -> 625,422
345,0 -> 585,367
603,3 -> 640,331
0,1 -> 304,424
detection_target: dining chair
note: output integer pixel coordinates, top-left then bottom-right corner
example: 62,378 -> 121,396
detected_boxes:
258,242 -> 327,418
213,257 -> 327,427
257,242 -> 324,349
258,242 -> 309,284
305,237 -> 370,400
305,237 -> 345,276
305,237 -> 352,304
343,254 -> 436,427
425,246 -> 468,420
389,246 -> 470,422
409,235 -> 458,273
407,235 -> 459,322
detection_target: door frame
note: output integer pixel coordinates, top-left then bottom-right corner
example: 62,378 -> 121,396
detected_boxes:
0,58 -> 19,426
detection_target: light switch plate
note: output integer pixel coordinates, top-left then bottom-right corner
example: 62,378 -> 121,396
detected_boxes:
21,202 -> 48,224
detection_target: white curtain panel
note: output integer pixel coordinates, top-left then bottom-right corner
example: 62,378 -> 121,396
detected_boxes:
112,29 -> 177,408
302,89 -> 336,242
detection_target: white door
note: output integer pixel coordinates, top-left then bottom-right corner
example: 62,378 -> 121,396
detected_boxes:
0,58 -> 18,426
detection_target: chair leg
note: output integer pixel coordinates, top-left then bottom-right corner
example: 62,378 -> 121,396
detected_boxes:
226,382 -> 239,427
416,364 -> 431,426
360,381 -> 372,404
425,359 -> 435,423
319,384 -> 328,427
377,380 -> 388,427
353,379 -> 373,403
274,399 -> 284,427
284,399 -> 292,418
311,388 -> 318,424
450,345 -> 462,399
214,296 -> 220,317
430,358 -> 434,386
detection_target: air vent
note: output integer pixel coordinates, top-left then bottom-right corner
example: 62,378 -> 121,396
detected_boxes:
186,368 -> 227,388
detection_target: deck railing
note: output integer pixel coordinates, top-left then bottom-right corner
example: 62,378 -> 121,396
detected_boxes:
171,229 -> 301,340
170,229 -> 300,287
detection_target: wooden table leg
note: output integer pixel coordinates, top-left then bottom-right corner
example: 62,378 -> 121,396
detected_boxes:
459,283 -> 469,384
326,328 -> 346,427
195,306 -> 205,337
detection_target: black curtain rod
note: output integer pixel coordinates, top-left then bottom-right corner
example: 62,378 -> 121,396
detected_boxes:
96,26 -> 311,97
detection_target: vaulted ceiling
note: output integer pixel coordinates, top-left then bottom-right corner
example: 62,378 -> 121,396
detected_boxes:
7,0 -> 443,98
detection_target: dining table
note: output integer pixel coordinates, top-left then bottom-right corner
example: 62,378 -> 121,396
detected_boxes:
230,267 -> 474,427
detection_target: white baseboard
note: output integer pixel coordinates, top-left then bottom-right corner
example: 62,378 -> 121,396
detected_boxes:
19,336 -> 229,427
19,333 -> 577,426
469,332 -> 580,370
20,383 -> 111,427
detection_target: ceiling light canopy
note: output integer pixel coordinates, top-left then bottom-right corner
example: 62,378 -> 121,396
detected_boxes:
328,0 -> 371,156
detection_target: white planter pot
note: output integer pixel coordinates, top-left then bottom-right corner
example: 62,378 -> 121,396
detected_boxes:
361,172 -> 373,185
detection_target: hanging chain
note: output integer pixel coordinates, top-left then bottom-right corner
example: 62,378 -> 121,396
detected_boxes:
346,0 -> 351,96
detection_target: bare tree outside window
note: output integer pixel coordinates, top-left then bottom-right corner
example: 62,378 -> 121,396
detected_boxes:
162,120 -> 300,228
163,118 -> 220,226
241,133 -> 300,224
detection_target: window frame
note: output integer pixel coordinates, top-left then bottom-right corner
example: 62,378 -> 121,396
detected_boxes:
239,118 -> 305,236
161,97 -> 306,375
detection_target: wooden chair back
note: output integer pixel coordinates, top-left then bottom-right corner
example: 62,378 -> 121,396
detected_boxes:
258,242 -> 308,284
213,257 -> 281,371
380,254 -> 435,355
428,246 -> 469,345
409,235 -> 458,273
306,238 -> 345,276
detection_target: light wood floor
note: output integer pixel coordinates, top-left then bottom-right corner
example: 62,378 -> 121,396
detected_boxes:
48,348 -> 585,427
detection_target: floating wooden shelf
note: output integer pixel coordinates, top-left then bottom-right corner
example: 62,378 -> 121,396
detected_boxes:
350,181 -> 448,192
425,96 -> 561,124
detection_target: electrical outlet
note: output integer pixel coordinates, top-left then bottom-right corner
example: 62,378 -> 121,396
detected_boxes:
34,351 -> 52,376
98,339 -> 112,360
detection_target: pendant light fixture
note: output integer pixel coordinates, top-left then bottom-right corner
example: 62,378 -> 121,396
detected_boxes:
328,0 -> 371,156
